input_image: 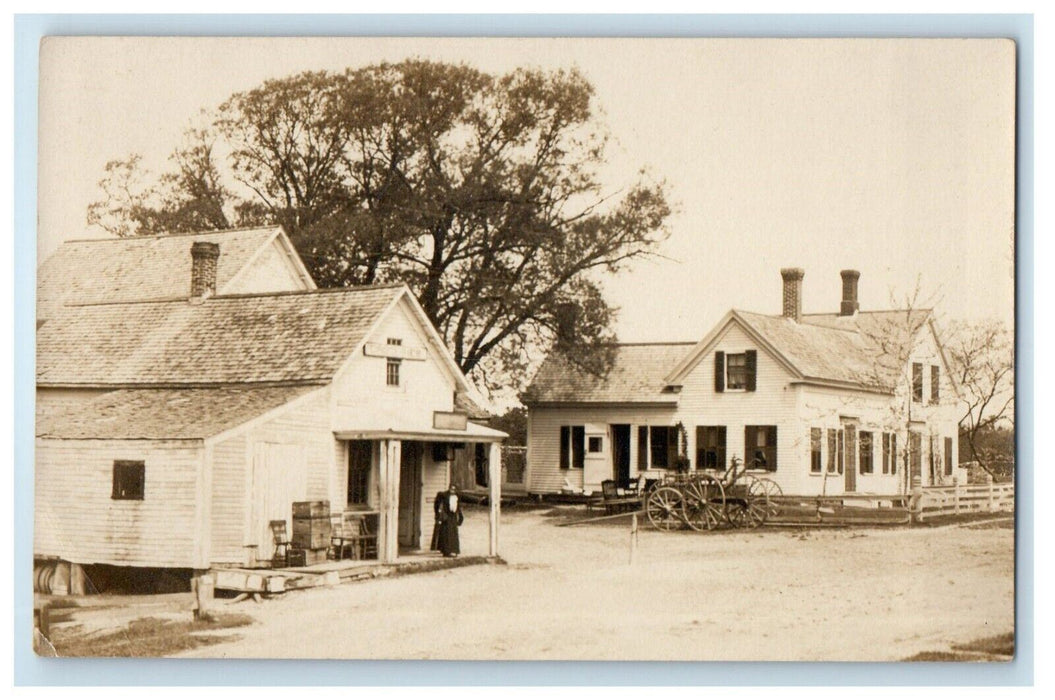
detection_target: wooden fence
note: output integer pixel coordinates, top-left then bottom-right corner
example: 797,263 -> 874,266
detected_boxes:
916,477 -> 1014,520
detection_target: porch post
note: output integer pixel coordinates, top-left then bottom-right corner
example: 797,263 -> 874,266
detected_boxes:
488,442 -> 501,557
378,439 -> 402,563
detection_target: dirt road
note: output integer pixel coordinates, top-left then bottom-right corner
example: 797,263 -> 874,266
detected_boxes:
180,507 -> 1014,661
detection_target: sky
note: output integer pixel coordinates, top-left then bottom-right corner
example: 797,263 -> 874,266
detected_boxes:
38,37 -> 1017,340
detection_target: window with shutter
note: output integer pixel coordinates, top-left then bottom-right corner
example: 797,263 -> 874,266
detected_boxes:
745,350 -> 757,392
810,428 -> 822,473
650,426 -> 672,468
745,425 -> 777,471
559,426 -> 570,469
827,429 -> 838,473
572,426 -> 585,469
912,363 -> 924,402
638,426 -> 649,470
696,426 -> 727,470
714,351 -> 725,392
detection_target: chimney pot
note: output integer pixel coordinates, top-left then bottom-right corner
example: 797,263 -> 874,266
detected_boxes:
840,269 -> 860,316
780,267 -> 805,322
190,241 -> 220,300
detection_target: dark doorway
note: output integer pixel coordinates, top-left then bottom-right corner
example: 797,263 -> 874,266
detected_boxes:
612,424 -> 631,487
474,443 -> 488,487
398,442 -> 422,549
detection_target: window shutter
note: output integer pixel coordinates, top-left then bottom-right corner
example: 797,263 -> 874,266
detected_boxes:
559,426 -> 570,469
717,426 -> 727,470
744,426 -> 754,467
668,426 -> 678,467
745,350 -> 757,392
714,351 -> 725,393
767,426 -> 778,472
637,426 -> 648,470
572,426 -> 585,469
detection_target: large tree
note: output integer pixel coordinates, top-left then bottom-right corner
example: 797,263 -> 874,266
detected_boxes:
946,319 -> 1015,476
88,61 -> 671,394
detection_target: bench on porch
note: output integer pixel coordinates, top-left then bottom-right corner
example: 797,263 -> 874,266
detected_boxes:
600,478 -> 643,515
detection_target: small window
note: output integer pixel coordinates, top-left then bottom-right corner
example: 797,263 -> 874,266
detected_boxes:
912,363 -> 924,403
827,429 -> 838,474
387,337 -> 402,346
386,358 -> 401,386
810,428 -> 823,474
931,365 -> 940,404
112,460 -> 145,500
859,431 -> 874,474
726,353 -> 747,390
588,436 -> 603,453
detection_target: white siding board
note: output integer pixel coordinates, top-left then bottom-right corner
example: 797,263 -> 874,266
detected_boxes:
35,439 -> 203,568
209,433 -> 248,565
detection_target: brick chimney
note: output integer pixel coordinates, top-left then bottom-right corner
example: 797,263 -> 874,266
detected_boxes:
840,269 -> 860,316
190,241 -> 220,301
780,268 -> 804,322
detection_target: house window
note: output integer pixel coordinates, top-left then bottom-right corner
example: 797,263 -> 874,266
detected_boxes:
649,426 -> 676,468
810,428 -> 823,474
560,426 -> 585,469
588,436 -> 603,453
386,359 -> 401,386
745,426 -> 777,471
637,426 -> 649,470
726,353 -> 747,390
387,337 -> 402,346
931,365 -> 940,403
112,460 -> 145,500
859,431 -> 874,474
912,363 -> 924,403
347,440 -> 372,506
882,432 -> 898,475
696,426 -> 727,470
944,437 -> 954,476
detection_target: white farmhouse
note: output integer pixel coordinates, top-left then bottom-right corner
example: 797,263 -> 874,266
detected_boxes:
522,269 -> 963,497
35,227 -> 504,577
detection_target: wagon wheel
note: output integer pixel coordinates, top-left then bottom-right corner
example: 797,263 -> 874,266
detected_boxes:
748,477 -> 783,519
646,486 -> 686,531
681,474 -> 726,531
724,485 -> 768,529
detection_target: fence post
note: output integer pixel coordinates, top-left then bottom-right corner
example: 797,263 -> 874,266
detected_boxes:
629,512 -> 638,565
986,473 -> 995,512
953,477 -> 961,515
909,476 -> 924,524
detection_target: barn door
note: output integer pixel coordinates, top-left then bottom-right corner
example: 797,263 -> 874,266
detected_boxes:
250,442 -> 307,557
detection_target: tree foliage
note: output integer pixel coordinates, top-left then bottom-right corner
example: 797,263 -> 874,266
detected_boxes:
88,61 -> 672,394
946,319 -> 1015,475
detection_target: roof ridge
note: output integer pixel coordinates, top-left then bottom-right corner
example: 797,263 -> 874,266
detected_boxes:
61,283 -> 406,309
59,225 -> 282,244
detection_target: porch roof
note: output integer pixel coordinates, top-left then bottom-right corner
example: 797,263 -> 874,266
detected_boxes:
334,422 -> 507,444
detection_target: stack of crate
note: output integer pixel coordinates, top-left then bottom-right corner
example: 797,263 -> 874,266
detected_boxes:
291,501 -> 331,566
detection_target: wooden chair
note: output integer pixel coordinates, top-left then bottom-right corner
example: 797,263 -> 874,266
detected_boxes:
358,515 -> 378,560
328,514 -> 356,561
269,520 -> 291,567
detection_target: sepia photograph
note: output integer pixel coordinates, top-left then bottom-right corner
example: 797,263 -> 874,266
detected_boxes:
31,35 -> 1017,663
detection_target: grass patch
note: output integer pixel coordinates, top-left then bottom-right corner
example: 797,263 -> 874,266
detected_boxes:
903,632 -> 1014,662
49,612 -> 254,657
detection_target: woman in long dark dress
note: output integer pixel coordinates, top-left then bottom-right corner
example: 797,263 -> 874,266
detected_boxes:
430,484 -> 464,557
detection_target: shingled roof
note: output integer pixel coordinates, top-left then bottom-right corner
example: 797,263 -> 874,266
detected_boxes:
522,343 -> 694,405
36,386 -> 317,440
37,285 -> 405,387
36,226 -> 303,319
